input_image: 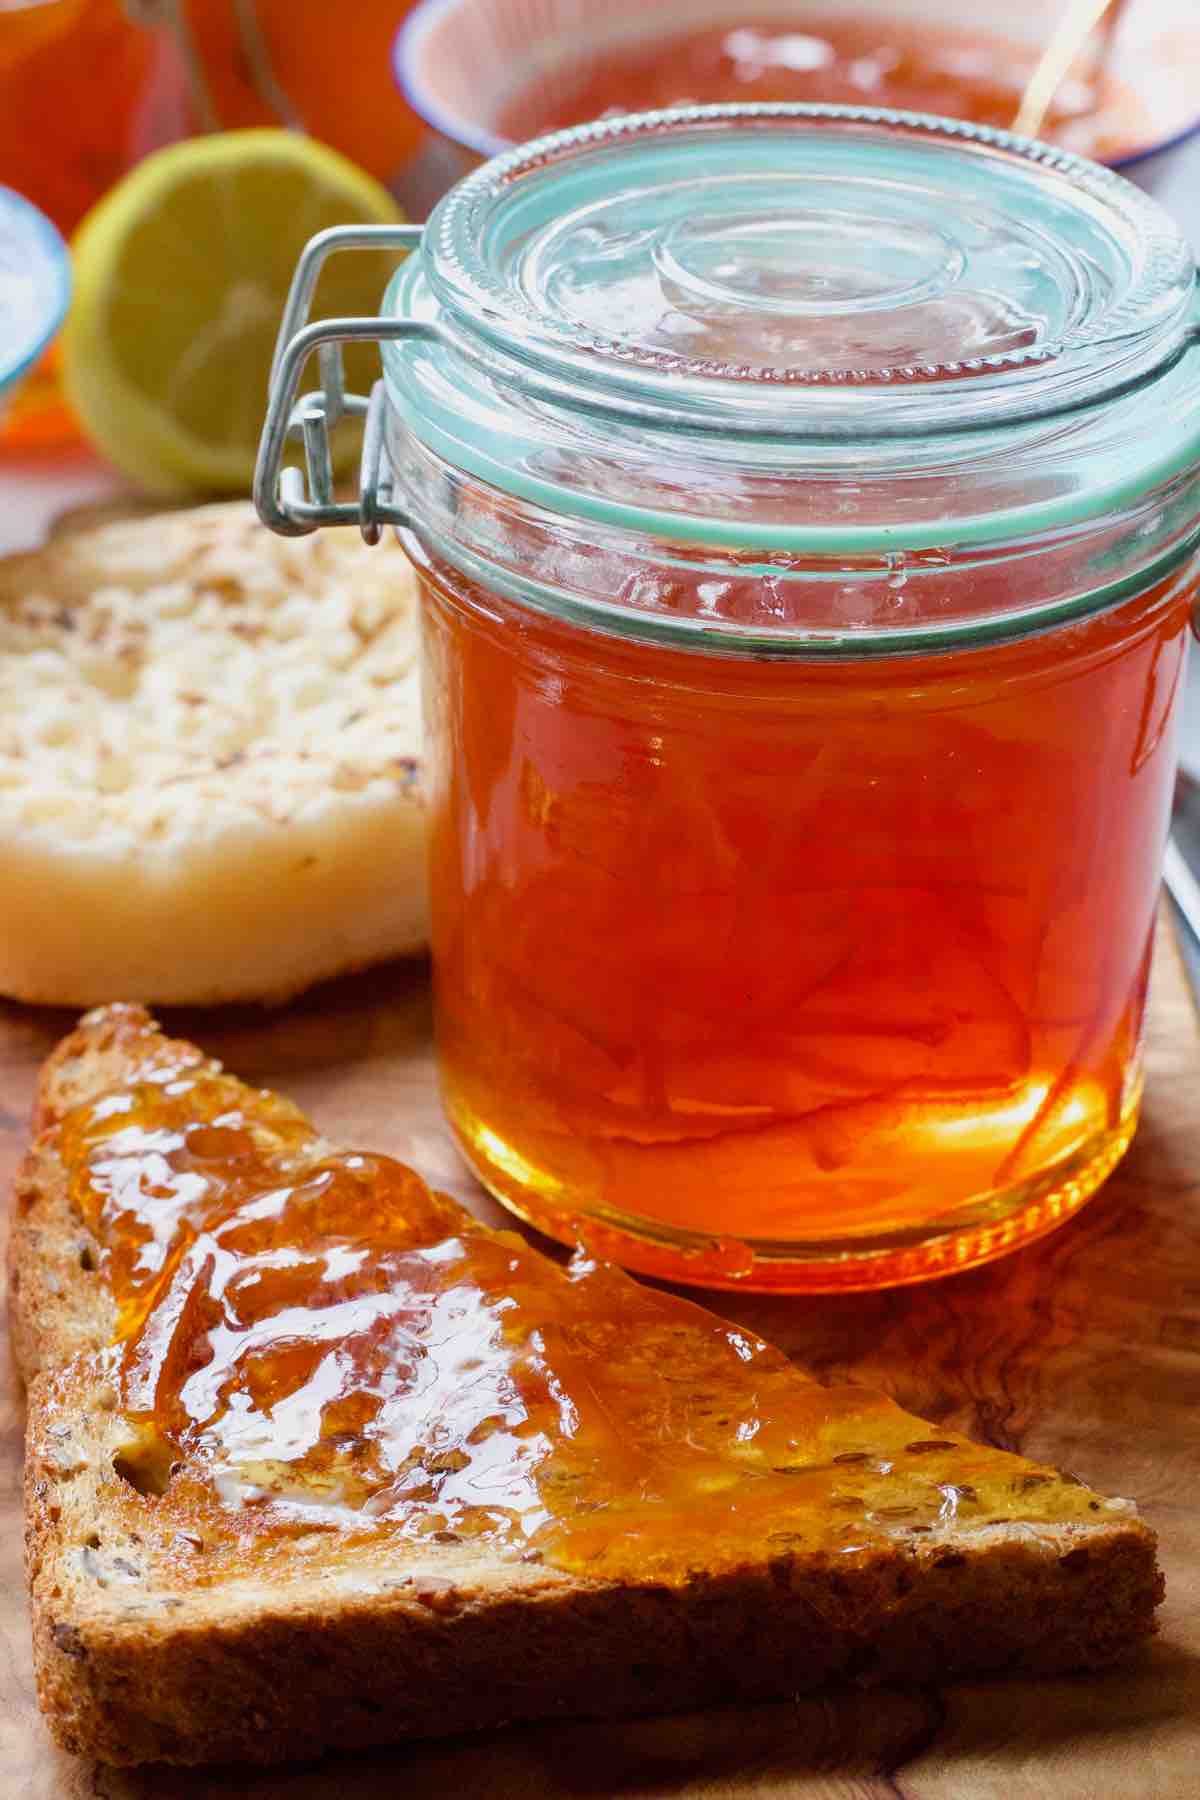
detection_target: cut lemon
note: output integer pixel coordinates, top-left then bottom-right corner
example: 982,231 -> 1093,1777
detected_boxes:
63,130 -> 404,495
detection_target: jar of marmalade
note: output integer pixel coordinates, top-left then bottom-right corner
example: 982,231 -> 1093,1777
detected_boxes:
258,105 -> 1200,1293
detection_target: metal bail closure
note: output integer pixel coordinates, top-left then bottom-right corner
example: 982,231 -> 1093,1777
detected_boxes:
254,223 -> 433,543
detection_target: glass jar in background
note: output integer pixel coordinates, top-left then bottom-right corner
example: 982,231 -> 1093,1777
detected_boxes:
0,1 -> 425,232
0,0 -> 188,237
0,0 -> 424,450
185,1 -> 425,190
258,107 -> 1200,1292
0,0 -> 188,446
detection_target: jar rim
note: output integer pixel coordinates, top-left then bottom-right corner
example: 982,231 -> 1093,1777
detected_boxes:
401,502 -> 1200,660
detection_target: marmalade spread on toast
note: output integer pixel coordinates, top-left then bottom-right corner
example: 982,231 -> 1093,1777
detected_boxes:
58,1024 -> 1120,1580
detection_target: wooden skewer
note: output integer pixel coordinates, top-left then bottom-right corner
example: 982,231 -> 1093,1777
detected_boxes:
1012,0 -> 1122,141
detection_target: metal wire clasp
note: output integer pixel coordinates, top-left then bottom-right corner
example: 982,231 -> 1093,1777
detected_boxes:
253,223 -> 434,543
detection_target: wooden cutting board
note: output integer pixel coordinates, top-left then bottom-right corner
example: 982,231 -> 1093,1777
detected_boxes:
1,930 -> 1197,1800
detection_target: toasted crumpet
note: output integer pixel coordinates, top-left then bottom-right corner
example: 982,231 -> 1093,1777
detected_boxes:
0,502 -> 425,1005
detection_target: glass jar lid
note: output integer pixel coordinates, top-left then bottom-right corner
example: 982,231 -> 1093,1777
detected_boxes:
0,184 -> 69,402
380,107 -> 1200,651
417,104 -> 1193,433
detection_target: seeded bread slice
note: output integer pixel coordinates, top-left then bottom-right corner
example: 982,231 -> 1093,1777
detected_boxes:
9,1006 -> 1163,1768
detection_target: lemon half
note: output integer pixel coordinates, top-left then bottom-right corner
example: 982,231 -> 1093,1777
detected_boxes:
63,130 -> 403,495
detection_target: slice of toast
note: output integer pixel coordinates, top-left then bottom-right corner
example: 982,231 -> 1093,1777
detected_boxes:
10,1005 -> 1163,1768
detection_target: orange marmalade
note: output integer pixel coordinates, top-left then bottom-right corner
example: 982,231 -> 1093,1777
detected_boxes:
59,1020 -> 1115,1575
422,559 -> 1190,1291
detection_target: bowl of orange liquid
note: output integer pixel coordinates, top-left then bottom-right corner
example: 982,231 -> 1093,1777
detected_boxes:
395,0 -> 1200,197
0,182 -> 68,408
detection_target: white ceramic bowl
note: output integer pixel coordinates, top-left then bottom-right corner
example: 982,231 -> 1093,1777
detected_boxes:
0,183 -> 69,406
395,0 -> 1200,210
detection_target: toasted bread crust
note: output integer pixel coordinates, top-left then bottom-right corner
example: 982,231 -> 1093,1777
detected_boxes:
10,1008 -> 1165,1767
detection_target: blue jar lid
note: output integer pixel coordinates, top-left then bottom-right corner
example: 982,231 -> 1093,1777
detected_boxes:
0,185 -> 69,402
383,107 -> 1200,651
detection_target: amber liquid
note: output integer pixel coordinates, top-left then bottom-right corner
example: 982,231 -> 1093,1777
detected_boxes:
498,14 -> 1149,163
422,561 -> 1191,1290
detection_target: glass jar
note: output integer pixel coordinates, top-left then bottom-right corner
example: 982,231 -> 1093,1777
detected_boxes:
257,105 -> 1200,1292
0,0 -> 187,447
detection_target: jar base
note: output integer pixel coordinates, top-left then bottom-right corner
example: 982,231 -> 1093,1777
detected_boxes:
448,1090 -> 1140,1293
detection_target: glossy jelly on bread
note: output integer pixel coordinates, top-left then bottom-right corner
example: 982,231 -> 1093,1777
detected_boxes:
11,1006 -> 1162,1766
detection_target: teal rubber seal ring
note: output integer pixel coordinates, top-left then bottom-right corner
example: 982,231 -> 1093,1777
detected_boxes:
403,511 -> 1200,660
387,339 -> 1200,556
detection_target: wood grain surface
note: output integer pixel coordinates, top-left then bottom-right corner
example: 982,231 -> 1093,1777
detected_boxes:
1,932 -> 1197,1800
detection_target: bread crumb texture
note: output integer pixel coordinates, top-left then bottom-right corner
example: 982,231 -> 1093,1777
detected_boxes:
0,503 -> 427,1005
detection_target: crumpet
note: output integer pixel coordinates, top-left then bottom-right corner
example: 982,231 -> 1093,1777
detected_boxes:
0,502 -> 425,1005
